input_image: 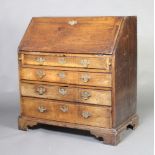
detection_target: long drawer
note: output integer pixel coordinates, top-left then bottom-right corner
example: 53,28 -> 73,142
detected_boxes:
21,97 -> 112,128
20,67 -> 112,87
20,53 -> 112,71
21,82 -> 111,106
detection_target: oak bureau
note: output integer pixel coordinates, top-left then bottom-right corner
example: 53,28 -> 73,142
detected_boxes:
18,16 -> 138,145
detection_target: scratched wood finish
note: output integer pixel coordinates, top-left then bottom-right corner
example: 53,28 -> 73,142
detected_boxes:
21,97 -> 112,128
18,16 -> 138,145
19,17 -> 123,54
21,82 -> 111,106
77,104 -> 112,127
18,114 -> 138,145
22,53 -> 112,71
20,67 -> 112,87
112,17 -> 137,128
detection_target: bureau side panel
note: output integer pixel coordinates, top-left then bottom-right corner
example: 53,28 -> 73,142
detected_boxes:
113,17 -> 137,128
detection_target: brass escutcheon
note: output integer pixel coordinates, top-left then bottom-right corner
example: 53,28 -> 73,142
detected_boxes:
35,57 -> 45,63
80,59 -> 90,67
82,111 -> 91,119
59,87 -> 67,95
81,91 -> 91,100
36,70 -> 46,79
68,20 -> 77,26
36,86 -> 46,95
58,72 -> 66,79
81,73 -> 90,83
38,106 -> 47,113
60,105 -> 68,113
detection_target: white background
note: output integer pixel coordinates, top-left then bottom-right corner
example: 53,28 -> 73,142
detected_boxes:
0,0 -> 154,155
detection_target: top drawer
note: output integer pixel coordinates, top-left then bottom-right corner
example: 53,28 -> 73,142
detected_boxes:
19,53 -> 112,71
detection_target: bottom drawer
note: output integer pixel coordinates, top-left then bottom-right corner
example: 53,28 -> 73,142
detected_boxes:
21,97 -> 112,128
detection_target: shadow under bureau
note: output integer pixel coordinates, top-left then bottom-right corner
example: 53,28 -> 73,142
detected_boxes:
18,16 -> 138,145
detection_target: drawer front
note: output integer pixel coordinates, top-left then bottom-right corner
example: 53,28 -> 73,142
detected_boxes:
21,82 -> 111,106
22,97 -> 112,128
22,97 -> 77,123
20,67 -> 112,87
78,104 -> 111,127
22,54 -> 112,71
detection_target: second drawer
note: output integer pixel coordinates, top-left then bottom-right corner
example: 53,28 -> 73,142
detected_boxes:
20,67 -> 112,87
21,82 -> 111,106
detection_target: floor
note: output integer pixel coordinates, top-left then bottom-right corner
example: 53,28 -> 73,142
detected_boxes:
0,92 -> 153,155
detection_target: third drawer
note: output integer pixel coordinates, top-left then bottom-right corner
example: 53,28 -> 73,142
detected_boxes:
21,82 -> 112,106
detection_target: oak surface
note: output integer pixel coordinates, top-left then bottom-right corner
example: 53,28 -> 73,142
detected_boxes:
18,16 -> 138,145
21,97 -> 112,128
112,16 -> 137,127
22,53 -> 112,71
20,67 -> 112,87
19,17 -> 123,54
21,82 -> 111,106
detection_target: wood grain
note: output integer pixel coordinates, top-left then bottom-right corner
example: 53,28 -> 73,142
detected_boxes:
21,97 -> 112,128
22,53 -> 112,71
112,16 -> 137,128
21,82 -> 112,106
20,67 -> 112,87
18,16 -> 138,145
19,17 -> 123,54
18,114 -> 138,145
78,104 -> 112,128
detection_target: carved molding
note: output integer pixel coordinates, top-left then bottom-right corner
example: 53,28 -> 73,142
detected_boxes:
18,114 -> 138,145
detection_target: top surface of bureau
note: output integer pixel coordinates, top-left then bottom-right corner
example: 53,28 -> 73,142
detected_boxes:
19,16 -> 124,54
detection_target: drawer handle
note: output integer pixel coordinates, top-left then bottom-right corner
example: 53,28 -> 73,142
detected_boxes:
108,62 -> 112,70
68,20 -> 77,26
81,73 -> 90,83
36,86 -> 46,95
80,59 -> 90,67
82,111 -> 91,119
38,106 -> 47,113
58,57 -> 66,64
35,57 -> 45,63
36,70 -> 46,79
57,72 -> 66,79
59,87 -> 67,95
81,91 -> 91,100
60,105 -> 68,113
